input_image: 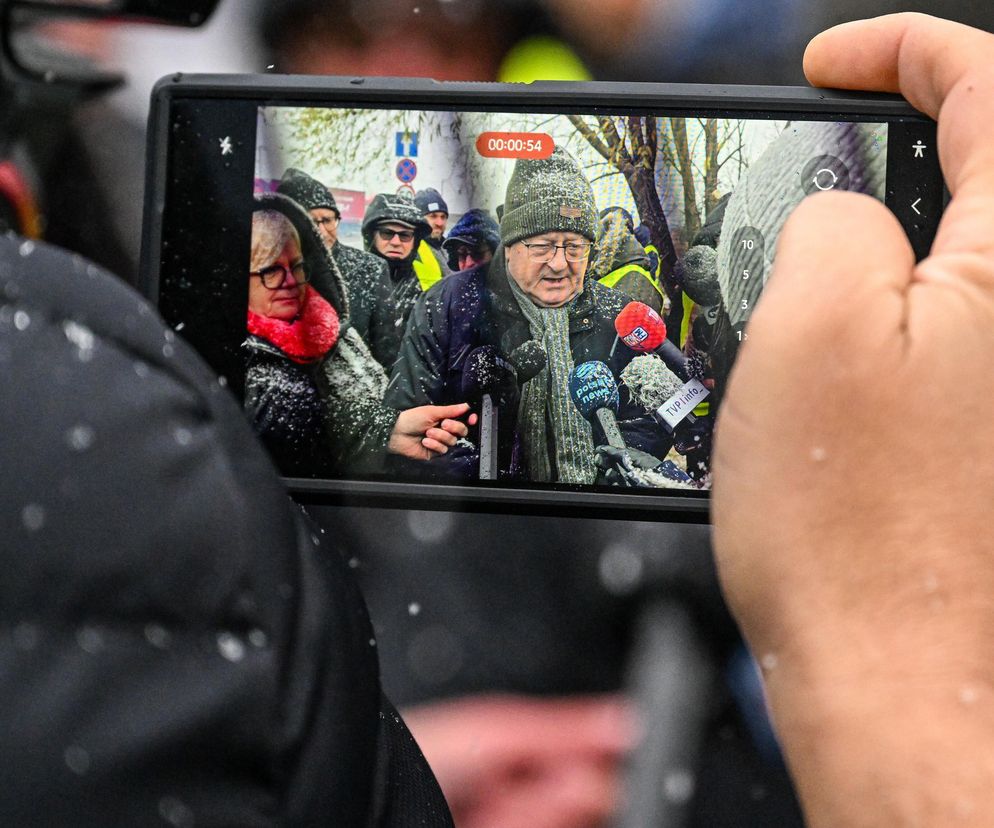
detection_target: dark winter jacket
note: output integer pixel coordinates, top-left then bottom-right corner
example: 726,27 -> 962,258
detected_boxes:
0,235 -> 452,826
361,193 -> 451,370
385,247 -> 671,479
247,193 -> 398,477
331,240 -> 395,368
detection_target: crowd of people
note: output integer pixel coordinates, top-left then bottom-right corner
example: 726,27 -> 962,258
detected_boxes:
247,148 -> 719,488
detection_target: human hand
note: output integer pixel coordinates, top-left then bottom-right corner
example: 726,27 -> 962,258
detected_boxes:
389,403 -> 478,460
404,694 -> 637,828
712,14 -> 994,826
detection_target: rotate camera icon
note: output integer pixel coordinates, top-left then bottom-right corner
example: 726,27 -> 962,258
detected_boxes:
801,154 -> 852,196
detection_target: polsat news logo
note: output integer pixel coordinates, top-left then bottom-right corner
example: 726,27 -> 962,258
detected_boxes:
622,326 -> 649,348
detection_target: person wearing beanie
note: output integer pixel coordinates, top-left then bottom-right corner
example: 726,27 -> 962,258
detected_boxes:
591,208 -> 666,315
441,208 -> 500,272
386,147 -> 671,484
414,187 -> 450,249
361,192 -> 451,369
245,193 -> 476,477
275,168 -> 395,366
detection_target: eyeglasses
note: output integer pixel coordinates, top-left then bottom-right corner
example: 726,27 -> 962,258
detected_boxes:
520,240 -> 592,263
250,261 -> 309,289
313,215 -> 340,228
456,245 -> 490,262
376,227 -> 416,243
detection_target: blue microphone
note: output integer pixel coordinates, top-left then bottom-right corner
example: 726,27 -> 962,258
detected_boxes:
568,361 -> 626,449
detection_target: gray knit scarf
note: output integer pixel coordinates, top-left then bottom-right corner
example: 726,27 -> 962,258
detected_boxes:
501,254 -> 598,484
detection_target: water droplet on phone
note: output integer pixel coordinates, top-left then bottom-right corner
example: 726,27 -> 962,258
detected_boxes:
66,425 -> 95,452
159,796 -> 195,827
64,745 -> 90,775
22,503 -> 45,532
217,632 -> 246,662
76,627 -> 104,654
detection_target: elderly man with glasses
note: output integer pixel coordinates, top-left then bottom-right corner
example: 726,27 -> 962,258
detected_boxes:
386,147 -> 672,483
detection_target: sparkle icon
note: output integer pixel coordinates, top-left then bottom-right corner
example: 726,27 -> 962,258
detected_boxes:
912,140 -> 926,158
219,136 -> 233,156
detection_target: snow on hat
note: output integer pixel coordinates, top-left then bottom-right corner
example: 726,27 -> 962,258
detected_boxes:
360,192 -> 430,250
414,187 -> 448,216
276,168 -> 339,214
500,146 -> 598,247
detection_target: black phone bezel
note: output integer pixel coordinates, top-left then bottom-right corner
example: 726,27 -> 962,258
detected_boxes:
140,74 -> 941,523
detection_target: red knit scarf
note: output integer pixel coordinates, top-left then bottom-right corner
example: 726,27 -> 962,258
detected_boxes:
247,285 -> 340,364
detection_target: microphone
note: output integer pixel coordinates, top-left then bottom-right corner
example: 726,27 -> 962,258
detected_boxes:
614,301 -> 689,380
676,245 -> 721,307
568,361 -> 626,449
507,340 -> 547,383
615,301 -> 667,351
621,354 -> 709,433
462,346 -> 516,481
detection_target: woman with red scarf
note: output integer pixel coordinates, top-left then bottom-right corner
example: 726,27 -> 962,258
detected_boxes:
246,194 -> 475,476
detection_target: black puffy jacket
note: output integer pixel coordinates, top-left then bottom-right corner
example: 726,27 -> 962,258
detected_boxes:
0,236 -> 452,827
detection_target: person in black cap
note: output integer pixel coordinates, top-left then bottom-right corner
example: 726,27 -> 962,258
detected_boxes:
414,187 -> 449,250
440,208 -> 500,273
275,168 -> 393,359
361,191 -> 450,369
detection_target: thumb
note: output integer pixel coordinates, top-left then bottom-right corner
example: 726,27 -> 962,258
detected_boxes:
713,191 -> 914,618
423,402 -> 472,422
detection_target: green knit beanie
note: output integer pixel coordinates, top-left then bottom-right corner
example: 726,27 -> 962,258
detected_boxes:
500,146 -> 598,247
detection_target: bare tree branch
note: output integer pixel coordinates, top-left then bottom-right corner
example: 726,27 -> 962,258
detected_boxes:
566,114 -> 614,164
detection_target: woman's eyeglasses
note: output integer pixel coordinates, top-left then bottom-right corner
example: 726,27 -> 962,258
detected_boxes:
250,261 -> 309,289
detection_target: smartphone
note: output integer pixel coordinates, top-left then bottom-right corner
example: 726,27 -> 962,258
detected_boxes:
141,75 -> 944,521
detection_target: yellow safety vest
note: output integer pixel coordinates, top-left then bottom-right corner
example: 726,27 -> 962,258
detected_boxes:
680,291 -> 710,417
413,240 -> 444,293
598,262 -> 666,302
497,35 -> 592,83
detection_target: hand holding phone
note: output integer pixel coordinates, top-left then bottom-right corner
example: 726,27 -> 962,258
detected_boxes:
712,13 -> 994,826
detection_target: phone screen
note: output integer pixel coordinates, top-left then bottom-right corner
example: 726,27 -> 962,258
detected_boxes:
148,82 -> 943,516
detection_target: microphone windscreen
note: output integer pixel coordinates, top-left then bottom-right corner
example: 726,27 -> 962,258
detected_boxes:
509,340 -> 547,383
680,245 -> 721,306
614,302 -> 667,352
568,361 -> 620,421
621,354 -> 685,412
461,345 -> 500,400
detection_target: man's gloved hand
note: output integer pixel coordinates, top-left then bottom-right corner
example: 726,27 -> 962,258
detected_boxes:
595,445 -> 695,488
425,439 -> 481,479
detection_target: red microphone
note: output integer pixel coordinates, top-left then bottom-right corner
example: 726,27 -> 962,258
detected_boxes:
614,301 -> 690,380
614,301 -> 668,352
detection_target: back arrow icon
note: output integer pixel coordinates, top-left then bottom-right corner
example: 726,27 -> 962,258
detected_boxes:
911,197 -> 922,215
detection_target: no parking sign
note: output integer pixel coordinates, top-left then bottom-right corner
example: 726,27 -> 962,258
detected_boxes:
396,158 -> 418,184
